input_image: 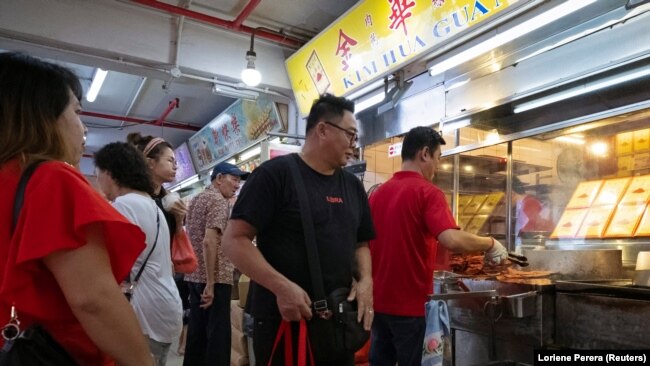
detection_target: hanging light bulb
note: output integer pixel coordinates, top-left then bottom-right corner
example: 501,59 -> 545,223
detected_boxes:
241,31 -> 262,87
241,51 -> 261,87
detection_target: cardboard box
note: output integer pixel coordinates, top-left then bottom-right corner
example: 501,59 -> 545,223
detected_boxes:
617,131 -> 633,155
231,300 -> 244,332
238,275 -> 250,309
592,177 -> 630,206
231,326 -> 248,356
565,180 -> 603,209
604,204 -> 647,238
550,208 -> 589,239
576,205 -> 616,239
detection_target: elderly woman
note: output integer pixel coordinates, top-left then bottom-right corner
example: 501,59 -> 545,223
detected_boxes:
0,52 -> 153,365
94,142 -> 182,366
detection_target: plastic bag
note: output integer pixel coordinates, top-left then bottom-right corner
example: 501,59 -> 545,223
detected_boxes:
172,229 -> 198,274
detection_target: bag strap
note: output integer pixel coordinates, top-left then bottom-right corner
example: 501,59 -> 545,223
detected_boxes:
130,208 -> 160,285
287,154 -> 331,319
267,320 -> 314,366
11,160 -> 46,234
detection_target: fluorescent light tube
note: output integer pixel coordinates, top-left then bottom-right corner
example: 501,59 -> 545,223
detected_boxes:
212,85 -> 259,101
429,0 -> 596,76
441,118 -> 471,132
170,175 -> 200,192
86,68 -> 108,103
514,66 -> 650,113
240,146 -> 261,161
347,78 -> 387,100
355,92 -> 386,113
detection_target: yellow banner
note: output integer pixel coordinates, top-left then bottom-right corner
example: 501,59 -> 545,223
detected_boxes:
286,0 -> 514,116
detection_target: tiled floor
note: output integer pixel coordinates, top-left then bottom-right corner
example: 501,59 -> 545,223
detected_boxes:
166,333 -> 184,366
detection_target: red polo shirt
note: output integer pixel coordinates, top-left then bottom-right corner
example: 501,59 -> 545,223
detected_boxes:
369,171 -> 458,316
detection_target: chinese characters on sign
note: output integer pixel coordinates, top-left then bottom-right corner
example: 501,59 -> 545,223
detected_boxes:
286,0 -> 514,116
388,0 -> 415,36
336,29 -> 358,71
188,97 -> 283,172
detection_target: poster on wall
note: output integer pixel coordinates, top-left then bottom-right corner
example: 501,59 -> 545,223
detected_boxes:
164,142 -> 197,188
188,96 -> 283,172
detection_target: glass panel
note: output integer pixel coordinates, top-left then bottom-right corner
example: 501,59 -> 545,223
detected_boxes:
459,126 -> 502,147
511,108 -> 650,264
456,144 -> 508,241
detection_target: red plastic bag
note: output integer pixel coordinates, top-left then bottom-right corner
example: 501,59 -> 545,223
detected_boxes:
268,319 -> 315,366
171,229 -> 198,274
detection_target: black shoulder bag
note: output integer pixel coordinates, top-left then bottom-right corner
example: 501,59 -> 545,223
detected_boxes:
123,209 -> 160,302
287,154 -> 369,362
1,161 -> 78,365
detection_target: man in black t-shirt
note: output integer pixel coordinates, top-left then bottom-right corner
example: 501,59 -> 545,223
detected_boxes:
224,94 -> 375,365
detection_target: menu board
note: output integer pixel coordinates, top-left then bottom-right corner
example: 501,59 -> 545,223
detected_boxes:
604,204 -> 647,238
619,175 -> 650,205
458,216 -> 473,230
477,192 -> 504,215
634,129 -> 650,151
592,178 -> 630,206
458,195 -> 473,213
634,206 -> 650,237
576,205 -> 616,239
551,208 -> 589,238
617,131 -> 633,155
466,215 -> 489,235
463,194 -> 488,215
565,180 -> 603,209
164,142 -> 197,188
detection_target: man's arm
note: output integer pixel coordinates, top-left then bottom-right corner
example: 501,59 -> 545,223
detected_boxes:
351,243 -> 373,330
437,229 -> 492,252
437,229 -> 508,265
200,227 -> 219,308
223,219 -> 312,321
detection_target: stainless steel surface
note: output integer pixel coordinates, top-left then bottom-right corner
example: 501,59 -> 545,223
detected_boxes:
555,280 -> 650,349
443,278 -> 555,365
545,239 -> 650,267
502,291 -> 537,318
634,270 -> 650,286
429,290 -> 498,301
523,249 -> 622,280
506,141 -> 514,252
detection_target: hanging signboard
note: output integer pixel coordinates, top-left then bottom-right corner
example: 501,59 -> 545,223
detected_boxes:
188,97 -> 282,172
286,0 -> 514,116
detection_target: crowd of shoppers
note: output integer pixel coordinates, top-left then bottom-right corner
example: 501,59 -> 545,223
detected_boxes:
1,51 -> 508,366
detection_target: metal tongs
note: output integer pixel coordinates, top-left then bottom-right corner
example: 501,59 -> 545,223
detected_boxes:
508,252 -> 529,267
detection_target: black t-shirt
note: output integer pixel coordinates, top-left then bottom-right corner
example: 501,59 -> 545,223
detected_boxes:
231,154 -> 375,319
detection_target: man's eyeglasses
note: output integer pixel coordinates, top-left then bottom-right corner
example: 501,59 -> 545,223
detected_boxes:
323,121 -> 359,145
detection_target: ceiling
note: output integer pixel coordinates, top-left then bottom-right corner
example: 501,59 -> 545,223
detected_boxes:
0,0 -> 358,175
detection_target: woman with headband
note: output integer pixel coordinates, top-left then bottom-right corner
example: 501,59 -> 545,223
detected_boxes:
127,132 -> 190,354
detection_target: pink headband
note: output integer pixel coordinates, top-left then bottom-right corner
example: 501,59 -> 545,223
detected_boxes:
143,137 -> 166,157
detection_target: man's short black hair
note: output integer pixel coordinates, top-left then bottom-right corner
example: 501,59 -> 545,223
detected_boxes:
305,93 -> 355,134
401,126 -> 446,161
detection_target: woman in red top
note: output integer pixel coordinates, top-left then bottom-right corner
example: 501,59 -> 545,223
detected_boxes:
0,52 -> 154,365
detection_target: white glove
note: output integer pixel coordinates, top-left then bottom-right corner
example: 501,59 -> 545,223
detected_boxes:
484,238 -> 508,266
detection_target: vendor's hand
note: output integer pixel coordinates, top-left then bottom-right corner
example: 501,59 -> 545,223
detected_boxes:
276,280 -> 312,322
348,277 -> 373,331
200,283 -> 214,309
484,238 -> 508,266
169,200 -> 187,222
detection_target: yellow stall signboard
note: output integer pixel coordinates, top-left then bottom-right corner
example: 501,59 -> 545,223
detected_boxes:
286,0 -> 515,116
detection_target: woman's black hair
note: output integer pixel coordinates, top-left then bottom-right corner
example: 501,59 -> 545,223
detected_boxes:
94,142 -> 154,195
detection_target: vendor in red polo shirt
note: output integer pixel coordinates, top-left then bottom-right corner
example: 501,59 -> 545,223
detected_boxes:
368,126 -> 508,366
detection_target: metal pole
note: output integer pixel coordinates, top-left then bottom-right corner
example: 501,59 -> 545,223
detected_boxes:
506,141 -> 514,252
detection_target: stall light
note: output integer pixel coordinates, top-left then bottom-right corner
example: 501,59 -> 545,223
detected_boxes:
441,163 -> 452,170
445,77 -> 471,91
441,118 -> 471,132
428,0 -> 596,77
240,146 -> 261,161
241,32 -> 262,87
226,158 -> 236,164
356,92 -> 386,113
170,175 -> 200,192
556,135 -> 586,145
514,66 -> 650,113
485,129 -> 500,143
347,78 -> 388,100
590,141 -> 608,156
464,165 -> 474,172
212,84 -> 259,101
86,68 -> 108,103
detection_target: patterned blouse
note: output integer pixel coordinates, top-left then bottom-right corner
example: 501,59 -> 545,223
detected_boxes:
185,185 -> 234,285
